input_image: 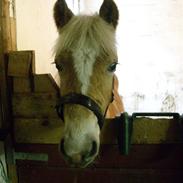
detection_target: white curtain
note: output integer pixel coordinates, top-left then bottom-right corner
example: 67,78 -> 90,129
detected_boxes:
115,0 -> 183,113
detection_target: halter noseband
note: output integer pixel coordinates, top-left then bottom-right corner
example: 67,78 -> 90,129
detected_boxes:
56,93 -> 104,129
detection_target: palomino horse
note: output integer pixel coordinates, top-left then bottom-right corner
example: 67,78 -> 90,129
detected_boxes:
54,0 -> 119,168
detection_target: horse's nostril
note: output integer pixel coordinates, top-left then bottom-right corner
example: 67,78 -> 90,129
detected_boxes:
89,141 -> 98,157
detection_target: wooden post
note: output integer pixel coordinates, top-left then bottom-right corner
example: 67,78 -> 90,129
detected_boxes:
0,0 -> 17,182
0,0 -> 17,128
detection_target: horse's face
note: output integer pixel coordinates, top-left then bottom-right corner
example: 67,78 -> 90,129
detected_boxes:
53,0 -> 119,168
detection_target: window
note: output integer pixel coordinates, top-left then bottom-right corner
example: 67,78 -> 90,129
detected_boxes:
114,0 -> 183,114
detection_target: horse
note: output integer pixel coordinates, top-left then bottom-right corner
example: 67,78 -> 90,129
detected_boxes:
53,0 -> 119,168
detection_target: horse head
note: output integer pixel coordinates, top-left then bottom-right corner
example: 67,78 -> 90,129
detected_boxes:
53,0 -> 119,168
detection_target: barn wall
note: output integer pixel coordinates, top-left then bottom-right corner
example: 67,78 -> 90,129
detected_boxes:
0,0 -> 18,182
16,0 -> 57,78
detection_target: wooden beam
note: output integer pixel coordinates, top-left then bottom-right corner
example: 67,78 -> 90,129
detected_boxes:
14,143 -> 183,169
17,166 -> 183,183
13,74 -> 59,93
0,0 -> 16,128
0,1 -> 18,182
13,117 -> 183,144
12,93 -> 59,118
8,51 -> 35,77
14,118 -> 63,144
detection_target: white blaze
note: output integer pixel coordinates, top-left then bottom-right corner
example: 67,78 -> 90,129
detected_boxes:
72,48 -> 98,94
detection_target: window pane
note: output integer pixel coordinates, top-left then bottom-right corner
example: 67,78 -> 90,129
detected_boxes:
82,0 -> 183,113
114,0 -> 183,113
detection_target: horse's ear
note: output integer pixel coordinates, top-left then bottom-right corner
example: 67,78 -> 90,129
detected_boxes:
54,0 -> 74,29
99,0 -> 119,28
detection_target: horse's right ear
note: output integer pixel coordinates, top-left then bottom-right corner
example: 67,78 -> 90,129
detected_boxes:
99,0 -> 119,28
54,0 -> 74,29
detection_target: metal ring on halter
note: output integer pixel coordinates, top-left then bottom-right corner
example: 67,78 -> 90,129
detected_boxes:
56,93 -> 105,129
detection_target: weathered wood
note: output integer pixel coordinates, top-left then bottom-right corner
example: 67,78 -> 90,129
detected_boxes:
8,165 -> 18,183
12,93 -> 59,118
100,119 -> 118,144
14,118 -> 63,144
4,133 -> 18,183
15,144 -> 183,169
0,100 -> 3,128
0,0 -> 16,52
14,118 -> 116,144
0,1 -> 18,182
10,17 -> 17,51
0,0 -> 16,129
17,166 -> 183,183
13,74 -> 59,93
13,77 -> 32,93
15,144 -> 183,183
8,51 -> 35,77
34,74 -> 59,93
131,117 -> 183,144
13,117 -> 183,144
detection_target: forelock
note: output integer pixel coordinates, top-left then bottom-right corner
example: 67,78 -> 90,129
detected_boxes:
54,14 -> 117,57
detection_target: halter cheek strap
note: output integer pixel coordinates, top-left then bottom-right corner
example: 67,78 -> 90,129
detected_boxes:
56,93 -> 104,129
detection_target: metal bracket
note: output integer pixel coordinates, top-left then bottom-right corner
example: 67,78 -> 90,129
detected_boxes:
116,112 -> 133,155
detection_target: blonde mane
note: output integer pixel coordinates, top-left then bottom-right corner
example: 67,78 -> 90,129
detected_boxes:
54,14 -> 117,58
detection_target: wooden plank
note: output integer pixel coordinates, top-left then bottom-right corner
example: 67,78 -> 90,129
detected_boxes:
0,0 -> 13,129
10,17 -> 17,51
8,165 -> 18,183
15,144 -> 183,169
13,117 -> 183,144
131,117 -> 183,144
0,0 -> 17,52
0,1 -> 18,183
17,167 -> 183,183
12,93 -> 59,118
5,134 -> 18,183
13,77 -> 31,93
34,74 -> 59,93
98,144 -> 183,169
1,2 -> 11,51
14,118 -> 63,144
14,118 -> 116,144
8,51 -> 35,77
15,144 -> 183,183
0,99 -> 3,128
13,74 -> 60,93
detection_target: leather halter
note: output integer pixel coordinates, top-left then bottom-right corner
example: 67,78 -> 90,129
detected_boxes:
56,93 -> 105,129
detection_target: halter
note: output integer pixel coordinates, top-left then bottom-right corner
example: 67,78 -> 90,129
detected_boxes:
56,93 -> 105,129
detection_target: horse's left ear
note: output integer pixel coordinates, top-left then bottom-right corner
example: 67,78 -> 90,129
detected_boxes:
99,0 -> 119,28
53,0 -> 74,30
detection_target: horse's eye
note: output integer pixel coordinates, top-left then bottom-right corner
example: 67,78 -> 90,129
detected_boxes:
56,63 -> 63,71
108,62 -> 118,72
